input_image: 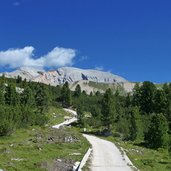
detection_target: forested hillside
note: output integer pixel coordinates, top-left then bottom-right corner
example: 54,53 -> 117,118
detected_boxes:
0,75 -> 60,136
0,75 -> 171,151
0,75 -> 171,170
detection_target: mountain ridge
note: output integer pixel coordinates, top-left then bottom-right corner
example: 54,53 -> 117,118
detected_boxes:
0,66 -> 128,85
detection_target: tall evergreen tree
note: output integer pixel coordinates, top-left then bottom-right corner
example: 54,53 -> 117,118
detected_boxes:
154,90 -> 168,114
35,85 -> 49,113
77,105 -> 84,127
0,84 -> 5,105
5,84 -> 20,106
74,84 -> 81,97
145,113 -> 169,149
61,82 -> 72,107
0,105 -> 18,136
21,86 -> 35,106
129,106 -> 143,141
101,89 -> 115,130
132,83 -> 141,107
16,75 -> 22,84
139,81 -> 156,114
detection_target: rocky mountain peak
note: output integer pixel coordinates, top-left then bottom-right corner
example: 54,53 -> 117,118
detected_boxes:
0,66 -> 128,86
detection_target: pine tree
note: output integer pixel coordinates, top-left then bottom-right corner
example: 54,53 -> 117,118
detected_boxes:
90,92 -> 93,97
101,89 -> 115,130
138,81 -> 156,114
129,106 -> 143,141
77,105 -> 84,127
132,83 -> 141,107
0,105 -> 17,136
145,113 -> 169,149
74,84 -> 81,97
16,75 -> 22,84
35,85 -> 49,113
21,86 -> 35,106
154,90 -> 168,114
61,82 -> 72,107
0,84 -> 5,105
95,91 -> 101,97
20,105 -> 35,128
82,90 -> 87,96
5,84 -> 20,106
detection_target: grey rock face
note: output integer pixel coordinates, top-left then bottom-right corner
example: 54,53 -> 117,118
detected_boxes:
0,67 -> 128,85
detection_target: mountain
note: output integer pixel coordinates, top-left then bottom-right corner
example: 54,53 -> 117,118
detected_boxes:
0,67 -> 127,84
0,67 -> 135,93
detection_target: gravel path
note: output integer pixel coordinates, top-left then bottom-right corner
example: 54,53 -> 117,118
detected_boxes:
83,134 -> 133,171
52,108 -> 77,129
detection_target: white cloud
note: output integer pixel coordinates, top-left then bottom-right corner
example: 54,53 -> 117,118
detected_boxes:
95,66 -> 104,71
0,46 -> 76,69
41,47 -> 76,68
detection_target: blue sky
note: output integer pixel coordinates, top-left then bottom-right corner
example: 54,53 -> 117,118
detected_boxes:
0,0 -> 171,83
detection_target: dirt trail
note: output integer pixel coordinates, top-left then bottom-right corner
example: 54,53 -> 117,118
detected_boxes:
52,108 -> 77,129
83,134 -> 133,171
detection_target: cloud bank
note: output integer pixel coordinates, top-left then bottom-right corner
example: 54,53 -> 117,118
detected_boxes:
0,46 -> 76,69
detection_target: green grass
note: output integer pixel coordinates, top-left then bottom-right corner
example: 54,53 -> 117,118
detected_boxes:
105,136 -> 171,171
46,106 -> 72,126
87,81 -> 126,94
155,83 -> 164,89
0,107 -> 89,171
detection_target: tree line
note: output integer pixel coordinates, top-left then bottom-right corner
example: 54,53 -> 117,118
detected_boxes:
68,81 -> 171,152
0,75 -> 59,136
0,75 -> 171,154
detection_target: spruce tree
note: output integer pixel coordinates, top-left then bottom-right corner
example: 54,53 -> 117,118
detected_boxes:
16,75 -> 22,84
0,105 -> 16,136
0,84 -> 5,105
35,85 -> 49,113
21,86 -> 35,106
145,113 -> 169,149
129,106 -> 143,141
139,81 -> 156,114
61,82 -> 72,107
77,105 -> 84,127
132,83 -> 141,107
74,84 -> 81,97
101,89 -> 115,131
5,84 -> 20,106
154,90 -> 168,114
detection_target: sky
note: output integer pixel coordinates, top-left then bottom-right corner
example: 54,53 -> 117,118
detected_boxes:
0,0 -> 171,83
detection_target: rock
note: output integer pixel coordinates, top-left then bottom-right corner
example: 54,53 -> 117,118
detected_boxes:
0,66 -> 128,86
47,137 -> 55,143
70,153 -> 81,156
49,159 -> 75,171
64,136 -> 73,143
11,158 -> 24,161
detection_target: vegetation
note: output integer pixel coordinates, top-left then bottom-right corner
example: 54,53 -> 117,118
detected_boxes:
1,75 -> 171,171
145,113 -> 169,149
0,124 -> 89,171
71,81 -> 171,170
